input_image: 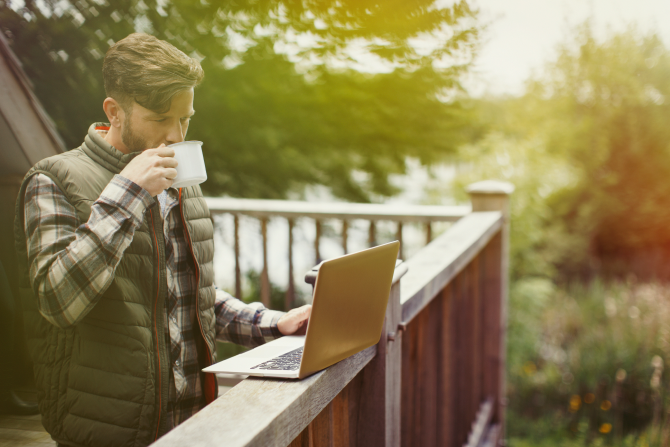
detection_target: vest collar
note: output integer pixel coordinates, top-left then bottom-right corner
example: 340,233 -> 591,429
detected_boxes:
81,122 -> 139,174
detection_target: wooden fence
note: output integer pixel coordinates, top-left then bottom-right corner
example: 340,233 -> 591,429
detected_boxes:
204,197 -> 470,309
153,180 -> 512,447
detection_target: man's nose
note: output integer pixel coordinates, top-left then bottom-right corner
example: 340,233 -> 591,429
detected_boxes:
165,122 -> 185,145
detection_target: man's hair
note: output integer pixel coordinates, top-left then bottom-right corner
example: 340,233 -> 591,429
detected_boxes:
103,33 -> 204,114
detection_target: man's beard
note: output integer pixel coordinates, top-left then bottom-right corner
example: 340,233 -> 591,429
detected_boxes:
121,117 -> 148,153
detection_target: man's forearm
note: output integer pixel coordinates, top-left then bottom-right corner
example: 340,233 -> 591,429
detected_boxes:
214,289 -> 285,347
24,174 -> 154,328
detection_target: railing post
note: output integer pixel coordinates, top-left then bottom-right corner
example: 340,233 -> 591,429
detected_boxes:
356,265 -> 406,447
286,218 -> 295,310
466,180 -> 514,444
234,214 -> 242,301
260,217 -> 270,307
315,219 -> 322,264
342,220 -> 349,255
368,220 -> 377,247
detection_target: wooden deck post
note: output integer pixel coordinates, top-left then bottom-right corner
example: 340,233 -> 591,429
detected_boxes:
234,214 -> 242,300
466,180 -> 514,443
286,218 -> 295,310
315,220 -> 322,264
261,217 -> 271,307
356,266 -> 405,447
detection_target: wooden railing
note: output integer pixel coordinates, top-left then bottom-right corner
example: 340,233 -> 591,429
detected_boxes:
154,180 -> 512,447
205,197 -> 470,308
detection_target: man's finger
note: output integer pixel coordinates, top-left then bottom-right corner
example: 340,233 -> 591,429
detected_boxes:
156,146 -> 176,157
158,157 -> 179,168
161,168 -> 178,180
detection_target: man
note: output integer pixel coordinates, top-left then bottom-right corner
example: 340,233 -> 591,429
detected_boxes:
14,33 -> 311,447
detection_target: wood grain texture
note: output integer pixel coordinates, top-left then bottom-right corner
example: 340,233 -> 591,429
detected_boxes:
355,277 -> 402,447
288,429 -> 309,447
311,401 -> 333,447
400,313 -> 416,447
331,390 -> 349,447
484,234 -> 504,427
205,197 -> 469,223
437,286 -> 454,447
152,346 -> 376,447
400,212 -> 502,324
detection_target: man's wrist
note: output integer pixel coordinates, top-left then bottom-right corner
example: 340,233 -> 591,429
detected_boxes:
98,174 -> 154,223
263,309 -> 285,339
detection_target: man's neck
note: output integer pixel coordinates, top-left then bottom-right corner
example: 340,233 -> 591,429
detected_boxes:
104,125 -> 129,154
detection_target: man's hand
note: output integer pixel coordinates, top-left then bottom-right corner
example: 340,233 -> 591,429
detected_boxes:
277,305 -> 312,336
119,144 -> 178,196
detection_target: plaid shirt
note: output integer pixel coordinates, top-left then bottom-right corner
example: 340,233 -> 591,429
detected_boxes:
24,172 -> 284,429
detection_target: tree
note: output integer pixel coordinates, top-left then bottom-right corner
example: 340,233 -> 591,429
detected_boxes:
454,24 -> 670,279
0,0 -> 479,201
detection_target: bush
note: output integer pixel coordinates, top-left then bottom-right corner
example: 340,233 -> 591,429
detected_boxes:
507,278 -> 670,445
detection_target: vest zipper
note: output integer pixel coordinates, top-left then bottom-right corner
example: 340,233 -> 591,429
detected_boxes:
178,189 -> 217,404
149,207 -> 169,440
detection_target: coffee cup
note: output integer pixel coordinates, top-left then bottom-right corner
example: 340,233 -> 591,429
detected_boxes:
169,141 -> 207,189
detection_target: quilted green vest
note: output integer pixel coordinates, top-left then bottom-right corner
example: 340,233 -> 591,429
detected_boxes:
13,123 -> 217,447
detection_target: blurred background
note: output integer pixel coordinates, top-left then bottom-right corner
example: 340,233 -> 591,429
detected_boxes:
2,0 -> 670,444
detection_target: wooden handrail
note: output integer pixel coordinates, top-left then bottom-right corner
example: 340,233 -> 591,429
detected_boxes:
205,197 -> 469,222
399,212 -> 503,324
152,347 -> 377,447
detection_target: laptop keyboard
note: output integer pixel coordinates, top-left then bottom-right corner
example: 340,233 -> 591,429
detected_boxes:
250,347 -> 304,371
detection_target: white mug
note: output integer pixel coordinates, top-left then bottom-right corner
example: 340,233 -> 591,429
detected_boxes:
169,141 -> 207,189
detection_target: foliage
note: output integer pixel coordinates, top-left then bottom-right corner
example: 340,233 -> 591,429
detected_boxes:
507,278 -> 670,445
451,24 -> 670,444
0,0 -> 479,201
454,25 -> 670,280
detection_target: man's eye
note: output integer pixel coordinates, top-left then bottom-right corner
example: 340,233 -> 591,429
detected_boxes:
155,119 -> 166,123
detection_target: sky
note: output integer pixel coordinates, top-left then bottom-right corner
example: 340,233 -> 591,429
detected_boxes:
469,0 -> 670,96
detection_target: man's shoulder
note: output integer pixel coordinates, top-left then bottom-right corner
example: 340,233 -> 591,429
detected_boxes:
30,146 -> 89,172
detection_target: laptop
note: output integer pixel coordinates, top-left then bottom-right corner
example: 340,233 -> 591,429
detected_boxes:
203,240 -> 400,379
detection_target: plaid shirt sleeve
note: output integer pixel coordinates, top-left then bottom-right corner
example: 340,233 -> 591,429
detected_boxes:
214,288 -> 285,347
24,173 -> 154,328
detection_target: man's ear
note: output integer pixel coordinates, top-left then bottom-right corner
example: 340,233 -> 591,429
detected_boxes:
103,97 -> 126,129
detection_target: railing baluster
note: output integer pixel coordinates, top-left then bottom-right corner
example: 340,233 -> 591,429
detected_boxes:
368,220 -> 376,247
342,220 -> 348,255
425,221 -> 432,245
315,219 -> 322,265
396,221 -> 403,259
260,217 -> 270,307
286,218 -> 295,310
234,214 -> 242,300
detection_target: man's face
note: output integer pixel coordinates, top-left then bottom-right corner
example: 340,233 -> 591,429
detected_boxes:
121,88 -> 195,152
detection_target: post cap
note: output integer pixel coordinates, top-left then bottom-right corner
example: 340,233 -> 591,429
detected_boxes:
466,180 -> 515,195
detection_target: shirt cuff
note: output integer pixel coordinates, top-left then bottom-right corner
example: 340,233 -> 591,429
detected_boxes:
259,308 -> 285,341
98,174 -> 154,223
